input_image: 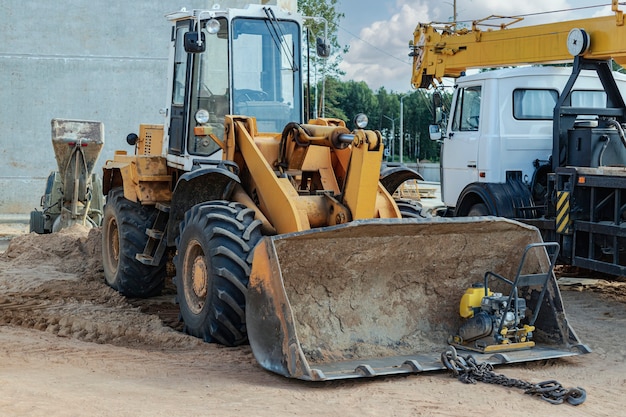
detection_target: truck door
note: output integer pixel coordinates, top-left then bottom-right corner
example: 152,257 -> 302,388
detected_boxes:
168,22 -> 191,155
442,85 -> 482,207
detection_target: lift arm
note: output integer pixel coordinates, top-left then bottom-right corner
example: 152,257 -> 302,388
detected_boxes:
412,0 -> 626,88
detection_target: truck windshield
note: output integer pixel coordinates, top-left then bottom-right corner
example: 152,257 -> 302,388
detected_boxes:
231,17 -> 302,132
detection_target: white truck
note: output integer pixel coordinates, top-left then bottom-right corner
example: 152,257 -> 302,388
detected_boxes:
437,66 -> 626,218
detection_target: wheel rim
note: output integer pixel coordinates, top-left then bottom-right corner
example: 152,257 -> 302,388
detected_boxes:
105,217 -> 120,275
183,239 -> 208,315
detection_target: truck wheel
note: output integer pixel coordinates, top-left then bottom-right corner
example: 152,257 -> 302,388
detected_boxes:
102,187 -> 165,298
174,201 -> 262,346
467,203 -> 490,216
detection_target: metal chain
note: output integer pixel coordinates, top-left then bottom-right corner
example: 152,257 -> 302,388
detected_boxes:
440,346 -> 586,406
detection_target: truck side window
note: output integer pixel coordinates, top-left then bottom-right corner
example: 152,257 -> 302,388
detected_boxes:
513,89 -> 558,119
571,90 -> 606,108
452,86 -> 481,131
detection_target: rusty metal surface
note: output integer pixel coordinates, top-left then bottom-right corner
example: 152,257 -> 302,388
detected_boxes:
246,217 -> 587,381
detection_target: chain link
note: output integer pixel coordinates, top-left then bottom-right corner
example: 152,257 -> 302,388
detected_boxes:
440,346 -> 586,406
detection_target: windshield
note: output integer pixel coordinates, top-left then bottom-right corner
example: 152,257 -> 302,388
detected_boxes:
232,17 -> 302,132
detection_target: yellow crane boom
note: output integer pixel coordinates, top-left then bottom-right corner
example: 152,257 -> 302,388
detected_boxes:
411,0 -> 626,88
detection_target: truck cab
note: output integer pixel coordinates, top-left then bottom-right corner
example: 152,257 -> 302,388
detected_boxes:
438,66 -> 626,217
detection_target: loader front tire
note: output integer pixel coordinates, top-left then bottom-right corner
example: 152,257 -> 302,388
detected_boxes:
102,188 -> 166,298
174,201 -> 262,346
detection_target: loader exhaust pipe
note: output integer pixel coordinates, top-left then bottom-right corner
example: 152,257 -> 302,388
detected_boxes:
247,217 -> 588,381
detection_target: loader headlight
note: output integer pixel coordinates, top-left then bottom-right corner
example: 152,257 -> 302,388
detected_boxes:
195,109 -> 210,124
354,113 -> 368,129
205,18 -> 221,35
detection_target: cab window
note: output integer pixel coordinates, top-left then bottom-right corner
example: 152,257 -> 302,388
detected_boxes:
452,86 -> 481,131
513,89 -> 558,120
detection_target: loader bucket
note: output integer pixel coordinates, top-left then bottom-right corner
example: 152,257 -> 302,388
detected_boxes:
246,217 -> 589,381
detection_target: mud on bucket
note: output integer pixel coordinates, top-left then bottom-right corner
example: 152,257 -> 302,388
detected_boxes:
246,217 -> 587,381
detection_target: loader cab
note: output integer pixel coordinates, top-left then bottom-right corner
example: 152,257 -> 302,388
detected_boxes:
165,5 -> 303,171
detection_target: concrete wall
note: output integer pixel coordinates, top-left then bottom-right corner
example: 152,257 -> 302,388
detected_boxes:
0,0 -> 211,218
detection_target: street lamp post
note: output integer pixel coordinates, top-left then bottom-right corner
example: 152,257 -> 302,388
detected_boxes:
382,114 -> 397,162
399,95 -> 405,164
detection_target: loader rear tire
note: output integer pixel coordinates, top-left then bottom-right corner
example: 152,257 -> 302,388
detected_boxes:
102,188 -> 166,298
396,199 -> 428,218
174,201 -> 262,346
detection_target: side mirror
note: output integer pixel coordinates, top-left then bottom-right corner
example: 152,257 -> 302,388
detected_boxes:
316,37 -> 331,58
429,124 -> 442,141
433,91 -> 442,108
184,32 -> 206,53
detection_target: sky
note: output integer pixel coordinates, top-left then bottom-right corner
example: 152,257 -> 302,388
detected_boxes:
335,0 -> 619,92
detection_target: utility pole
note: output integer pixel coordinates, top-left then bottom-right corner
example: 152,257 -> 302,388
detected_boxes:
383,115 -> 397,162
445,0 -> 458,23
399,95 -> 405,164
453,0 -> 457,23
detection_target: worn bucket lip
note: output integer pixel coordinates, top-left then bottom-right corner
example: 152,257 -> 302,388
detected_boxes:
291,345 -> 589,381
263,216 -> 540,242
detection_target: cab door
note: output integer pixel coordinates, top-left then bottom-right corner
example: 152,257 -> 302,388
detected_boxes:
441,84 -> 482,207
168,21 -> 191,155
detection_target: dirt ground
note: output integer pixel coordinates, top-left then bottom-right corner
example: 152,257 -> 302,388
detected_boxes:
0,224 -> 625,417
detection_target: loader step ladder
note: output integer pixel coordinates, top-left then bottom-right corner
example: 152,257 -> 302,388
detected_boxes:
136,202 -> 170,266
456,241 -> 560,354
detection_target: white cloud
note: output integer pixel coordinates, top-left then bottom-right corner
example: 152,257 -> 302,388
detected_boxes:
339,2 -> 430,92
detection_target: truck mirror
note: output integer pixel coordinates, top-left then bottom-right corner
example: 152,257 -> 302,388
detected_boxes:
435,108 -> 443,124
429,124 -> 442,141
433,91 -> 442,108
316,37 -> 331,58
184,32 -> 206,53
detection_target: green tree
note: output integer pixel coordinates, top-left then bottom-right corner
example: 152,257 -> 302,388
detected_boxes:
402,91 -> 439,162
319,76 -> 347,121
298,0 -> 347,78
335,80 -> 380,130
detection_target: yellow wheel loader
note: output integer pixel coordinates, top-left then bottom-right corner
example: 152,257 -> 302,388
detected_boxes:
101,2 -> 586,380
